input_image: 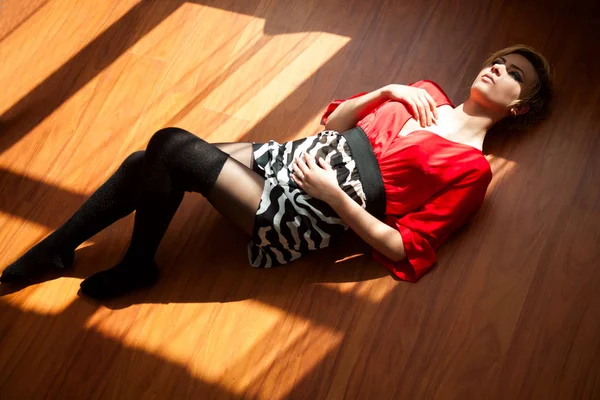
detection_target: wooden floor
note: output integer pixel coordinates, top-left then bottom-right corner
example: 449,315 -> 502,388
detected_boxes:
1,0 -> 599,398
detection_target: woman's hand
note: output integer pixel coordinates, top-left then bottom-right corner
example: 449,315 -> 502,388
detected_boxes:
291,153 -> 342,204
382,84 -> 439,127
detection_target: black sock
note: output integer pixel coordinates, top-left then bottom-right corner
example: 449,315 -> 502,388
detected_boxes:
1,151 -> 146,284
0,236 -> 74,284
79,258 -> 160,300
78,127 -> 228,300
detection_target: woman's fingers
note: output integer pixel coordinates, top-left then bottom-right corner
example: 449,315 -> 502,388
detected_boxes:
420,94 -> 435,126
417,95 -> 430,126
318,157 -> 331,170
391,86 -> 438,127
295,155 -> 309,174
407,99 -> 420,124
419,89 -> 438,124
295,153 -> 332,175
291,163 -> 304,179
294,156 -> 308,177
293,154 -> 331,189
415,97 -> 427,127
409,96 -> 426,127
410,95 -> 438,127
291,172 -> 303,187
427,93 -> 439,120
304,152 -> 317,168
423,94 -> 438,124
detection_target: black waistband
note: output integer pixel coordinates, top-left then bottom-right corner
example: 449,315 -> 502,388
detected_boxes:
341,126 -> 386,220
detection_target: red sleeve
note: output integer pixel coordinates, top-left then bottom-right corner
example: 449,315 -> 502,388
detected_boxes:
320,92 -> 370,125
320,80 -> 453,127
372,170 -> 492,282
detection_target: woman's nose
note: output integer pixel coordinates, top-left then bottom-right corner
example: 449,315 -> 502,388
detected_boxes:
491,64 -> 504,76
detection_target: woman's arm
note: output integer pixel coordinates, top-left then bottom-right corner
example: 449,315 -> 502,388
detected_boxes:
328,185 -> 406,261
325,86 -> 391,132
292,153 -> 406,262
324,84 -> 439,131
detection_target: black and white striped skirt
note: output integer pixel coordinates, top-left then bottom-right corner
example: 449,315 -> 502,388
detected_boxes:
248,127 -> 385,268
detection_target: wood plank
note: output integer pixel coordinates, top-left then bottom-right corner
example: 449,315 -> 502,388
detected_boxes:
1,0 -> 599,398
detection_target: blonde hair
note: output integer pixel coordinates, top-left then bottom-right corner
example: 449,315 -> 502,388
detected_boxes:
481,44 -> 555,132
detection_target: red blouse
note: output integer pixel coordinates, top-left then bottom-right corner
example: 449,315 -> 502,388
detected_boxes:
320,80 -> 493,282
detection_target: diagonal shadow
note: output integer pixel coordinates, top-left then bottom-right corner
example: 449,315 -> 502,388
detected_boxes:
191,0 -> 378,38
0,41 -> 362,228
0,0 -> 370,227
0,3 -> 408,397
0,167 -> 88,226
0,0 -> 51,44
0,0 -> 369,154
0,0 -> 185,154
3,0 -> 596,397
0,261 -> 400,398
0,298 -> 245,398
0,44 -> 357,227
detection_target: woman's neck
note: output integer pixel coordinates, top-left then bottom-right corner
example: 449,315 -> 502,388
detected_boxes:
440,99 -> 507,151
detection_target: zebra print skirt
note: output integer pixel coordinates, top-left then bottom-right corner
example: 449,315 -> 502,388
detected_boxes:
248,127 -> 385,268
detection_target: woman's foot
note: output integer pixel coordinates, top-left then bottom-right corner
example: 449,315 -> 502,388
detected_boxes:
79,259 -> 160,300
0,239 -> 75,285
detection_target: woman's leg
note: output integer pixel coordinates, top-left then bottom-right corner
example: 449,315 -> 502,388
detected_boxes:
0,151 -> 147,284
205,142 -> 264,236
0,129 -> 263,292
77,129 -> 264,299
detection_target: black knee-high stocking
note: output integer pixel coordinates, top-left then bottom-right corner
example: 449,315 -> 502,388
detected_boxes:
1,128 -> 229,300
79,127 -> 229,299
0,151 -> 146,284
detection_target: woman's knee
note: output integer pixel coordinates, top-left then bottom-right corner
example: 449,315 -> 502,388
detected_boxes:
147,127 -> 197,155
118,150 -> 146,175
123,150 -> 145,164
145,127 -> 230,195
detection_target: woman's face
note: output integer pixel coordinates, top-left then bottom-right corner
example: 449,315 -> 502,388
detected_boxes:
472,53 -> 538,116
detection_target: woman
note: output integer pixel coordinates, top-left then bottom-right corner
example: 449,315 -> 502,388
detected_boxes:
0,44 -> 554,300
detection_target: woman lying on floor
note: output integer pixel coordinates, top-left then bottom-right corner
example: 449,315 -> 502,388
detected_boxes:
0,44 -> 554,300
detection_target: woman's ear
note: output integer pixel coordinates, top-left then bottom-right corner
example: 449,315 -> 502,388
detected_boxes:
513,103 -> 530,116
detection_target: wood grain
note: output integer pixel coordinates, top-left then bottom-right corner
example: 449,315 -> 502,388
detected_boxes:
1,0 -> 599,398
